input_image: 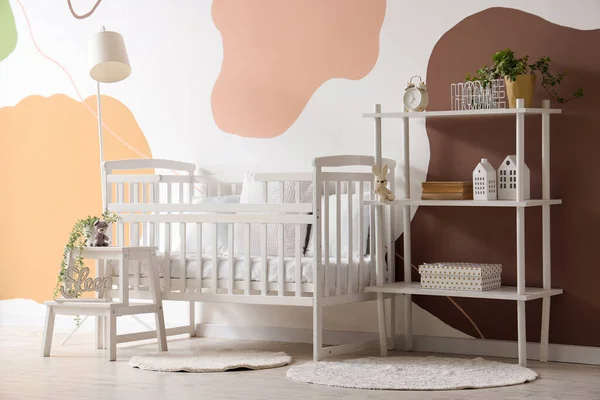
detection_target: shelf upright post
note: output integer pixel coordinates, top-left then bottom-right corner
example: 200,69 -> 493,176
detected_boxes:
515,98 -> 527,367
388,170 -> 397,350
516,98 -> 526,294
540,99 -> 552,362
401,115 -> 413,351
374,104 -> 388,356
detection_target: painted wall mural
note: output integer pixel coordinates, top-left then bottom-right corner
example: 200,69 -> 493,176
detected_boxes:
414,7 -> 600,347
0,95 -> 151,302
211,0 -> 386,138
0,0 -> 17,61
1,0 -> 600,349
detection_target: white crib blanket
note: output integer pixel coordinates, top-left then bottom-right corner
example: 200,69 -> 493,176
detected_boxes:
106,254 -> 374,291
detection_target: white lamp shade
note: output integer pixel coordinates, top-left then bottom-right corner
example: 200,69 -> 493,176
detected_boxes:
88,30 -> 131,83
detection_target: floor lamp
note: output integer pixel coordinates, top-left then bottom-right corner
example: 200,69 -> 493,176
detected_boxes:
61,28 -> 137,347
88,26 -> 131,211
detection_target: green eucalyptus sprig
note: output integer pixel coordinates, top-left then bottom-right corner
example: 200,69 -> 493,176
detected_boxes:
53,210 -> 121,299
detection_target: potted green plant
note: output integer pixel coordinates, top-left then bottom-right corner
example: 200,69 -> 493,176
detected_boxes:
54,211 -> 121,299
492,49 -> 535,108
467,48 -> 584,108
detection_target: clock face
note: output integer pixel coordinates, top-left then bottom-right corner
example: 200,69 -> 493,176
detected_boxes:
404,88 -> 422,110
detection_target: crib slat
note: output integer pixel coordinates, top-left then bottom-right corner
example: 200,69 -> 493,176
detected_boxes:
261,181 -> 268,296
261,224 -> 268,296
335,181 -> 341,296
130,183 -> 140,246
278,223 -> 284,297
117,183 -> 124,246
323,181 -> 330,297
369,182 -> 376,287
127,183 -> 132,246
148,183 -> 156,246
389,172 -> 396,285
358,181 -> 364,292
244,224 -> 251,295
151,183 -> 158,247
130,183 -> 140,291
164,183 -> 172,292
390,207 -> 396,283
178,183 -> 187,291
228,224 -> 234,295
347,181 -> 353,294
180,222 -> 187,291
212,223 -> 218,293
278,181 -> 284,297
195,222 -> 202,293
142,183 -> 148,246
295,181 -> 302,297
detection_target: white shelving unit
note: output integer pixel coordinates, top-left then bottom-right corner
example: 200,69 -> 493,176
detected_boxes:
365,99 -> 563,367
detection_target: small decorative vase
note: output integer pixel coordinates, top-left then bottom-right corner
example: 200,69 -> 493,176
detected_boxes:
504,74 -> 536,108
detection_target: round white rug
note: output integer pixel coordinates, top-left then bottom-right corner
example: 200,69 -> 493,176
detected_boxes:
129,349 -> 292,372
287,356 -> 538,390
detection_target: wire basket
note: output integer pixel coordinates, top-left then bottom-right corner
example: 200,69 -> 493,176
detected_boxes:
450,79 -> 506,111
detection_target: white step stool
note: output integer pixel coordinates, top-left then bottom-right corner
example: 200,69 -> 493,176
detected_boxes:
42,246 -> 167,361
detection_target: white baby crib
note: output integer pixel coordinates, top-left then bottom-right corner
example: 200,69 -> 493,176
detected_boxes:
101,155 -> 396,360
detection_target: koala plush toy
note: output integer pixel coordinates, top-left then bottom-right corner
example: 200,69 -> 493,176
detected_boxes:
92,220 -> 110,247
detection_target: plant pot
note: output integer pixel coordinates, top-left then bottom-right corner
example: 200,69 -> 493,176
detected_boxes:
504,74 -> 536,108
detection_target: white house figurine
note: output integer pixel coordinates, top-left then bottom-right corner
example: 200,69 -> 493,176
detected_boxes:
473,158 -> 497,200
497,155 -> 530,200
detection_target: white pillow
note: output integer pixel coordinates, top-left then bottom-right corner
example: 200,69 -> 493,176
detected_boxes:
305,192 -> 370,258
184,195 -> 240,255
234,172 -> 312,257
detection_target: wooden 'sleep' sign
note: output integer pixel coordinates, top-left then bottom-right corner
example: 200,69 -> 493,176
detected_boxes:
60,267 -> 113,299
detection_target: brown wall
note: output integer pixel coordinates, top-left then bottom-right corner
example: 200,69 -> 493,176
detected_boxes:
404,7 -> 600,347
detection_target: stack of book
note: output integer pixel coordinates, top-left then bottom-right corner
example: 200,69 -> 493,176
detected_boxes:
421,181 -> 473,200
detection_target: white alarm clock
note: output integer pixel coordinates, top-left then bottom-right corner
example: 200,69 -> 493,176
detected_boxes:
403,75 -> 429,112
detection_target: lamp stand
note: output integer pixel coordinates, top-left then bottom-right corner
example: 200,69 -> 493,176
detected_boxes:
97,81 -> 106,211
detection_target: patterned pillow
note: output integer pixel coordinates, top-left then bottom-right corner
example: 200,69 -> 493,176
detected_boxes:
234,172 -> 312,257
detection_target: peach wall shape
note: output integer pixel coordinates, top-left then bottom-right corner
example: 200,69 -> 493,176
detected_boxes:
211,0 -> 386,138
0,95 -> 152,303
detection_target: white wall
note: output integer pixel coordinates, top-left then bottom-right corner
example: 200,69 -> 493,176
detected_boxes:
2,0 -> 598,340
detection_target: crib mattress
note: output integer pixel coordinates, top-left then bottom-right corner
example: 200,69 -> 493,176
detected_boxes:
106,254 -> 373,289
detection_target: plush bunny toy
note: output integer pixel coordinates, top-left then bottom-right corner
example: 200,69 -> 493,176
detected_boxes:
372,163 -> 396,203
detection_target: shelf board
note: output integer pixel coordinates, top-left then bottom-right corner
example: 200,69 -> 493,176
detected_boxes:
364,199 -> 562,207
365,282 -> 563,301
363,108 -> 562,119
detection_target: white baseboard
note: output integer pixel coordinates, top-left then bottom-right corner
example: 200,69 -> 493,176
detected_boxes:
197,324 -> 376,345
197,324 -> 600,366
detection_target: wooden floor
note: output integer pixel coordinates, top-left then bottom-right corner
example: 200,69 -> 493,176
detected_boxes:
2,326 -> 600,400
